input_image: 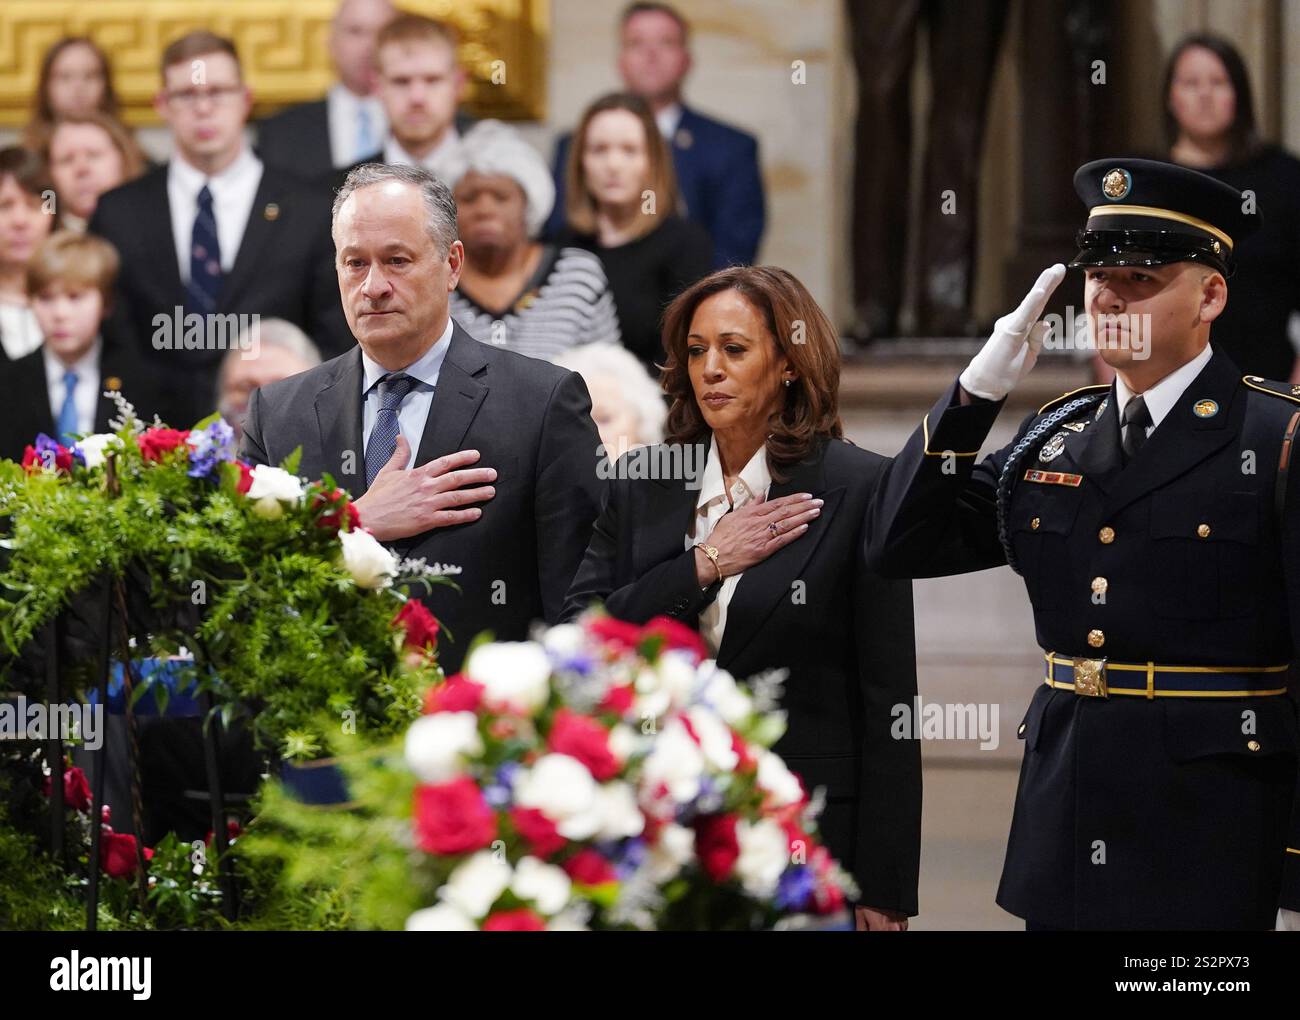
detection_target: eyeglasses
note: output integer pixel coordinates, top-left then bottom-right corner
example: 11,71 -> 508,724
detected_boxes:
164,85 -> 245,109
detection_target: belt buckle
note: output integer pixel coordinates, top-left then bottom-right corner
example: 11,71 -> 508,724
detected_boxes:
1072,657 -> 1108,697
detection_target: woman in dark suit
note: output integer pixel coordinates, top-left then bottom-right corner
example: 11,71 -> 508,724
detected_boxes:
564,265 -> 920,930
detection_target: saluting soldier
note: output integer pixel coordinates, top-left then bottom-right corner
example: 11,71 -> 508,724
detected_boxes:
867,157 -> 1300,930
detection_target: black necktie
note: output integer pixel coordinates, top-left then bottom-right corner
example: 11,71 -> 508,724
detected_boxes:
186,184 -> 222,313
1121,394 -> 1151,464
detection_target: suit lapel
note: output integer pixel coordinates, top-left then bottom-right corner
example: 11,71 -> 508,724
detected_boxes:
143,169 -> 182,304
634,446 -> 707,578
411,325 -> 489,469
220,167 -> 278,310
13,353 -> 54,439
314,347 -> 366,496
717,447 -> 841,667
1102,352 -> 1240,518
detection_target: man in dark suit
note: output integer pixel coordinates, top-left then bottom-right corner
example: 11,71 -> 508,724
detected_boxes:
240,163 -> 603,673
89,31 -> 351,430
868,158 -> 1300,930
255,0 -> 395,180
544,2 -> 765,269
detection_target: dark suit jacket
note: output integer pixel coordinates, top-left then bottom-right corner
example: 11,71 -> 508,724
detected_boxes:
238,322 -> 603,674
256,96 -> 477,183
545,105 -> 766,269
0,343 -> 166,463
563,436 -> 921,914
88,162 -> 352,429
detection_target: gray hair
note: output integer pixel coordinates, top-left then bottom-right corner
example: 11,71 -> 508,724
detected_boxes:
433,120 -> 556,238
552,342 -> 666,446
332,162 -> 458,254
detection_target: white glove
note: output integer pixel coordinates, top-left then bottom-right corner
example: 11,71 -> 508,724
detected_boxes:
1278,907 -> 1300,931
958,264 -> 1066,401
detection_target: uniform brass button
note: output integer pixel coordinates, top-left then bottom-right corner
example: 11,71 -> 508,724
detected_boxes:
1087,629 -> 1105,648
1247,740 -> 1261,752
1017,723 -> 1027,736
1197,523 -> 1211,538
1030,517 -> 1041,531
1091,576 -> 1108,594
1099,526 -> 1115,544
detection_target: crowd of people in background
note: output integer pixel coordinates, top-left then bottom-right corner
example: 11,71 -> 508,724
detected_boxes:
0,1 -> 769,462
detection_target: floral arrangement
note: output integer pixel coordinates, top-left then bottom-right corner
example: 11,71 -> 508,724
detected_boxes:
0,399 -> 455,760
398,613 -> 856,930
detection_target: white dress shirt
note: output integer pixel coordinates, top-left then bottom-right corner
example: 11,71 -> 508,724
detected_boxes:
655,102 -> 683,141
1113,343 -> 1213,442
328,82 -> 387,167
382,129 -> 460,174
685,435 -> 772,655
0,300 -> 42,360
168,146 -> 263,284
360,317 -> 454,470
44,338 -> 102,437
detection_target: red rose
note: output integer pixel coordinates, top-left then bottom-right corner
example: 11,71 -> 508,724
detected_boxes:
781,819 -> 811,857
235,461 -> 254,495
395,599 -> 441,653
547,708 -> 620,781
424,673 -> 484,714
562,848 -> 618,886
205,820 -> 243,846
642,616 -> 708,663
312,487 -> 361,533
586,616 -> 644,652
138,428 -> 191,462
101,831 -> 152,878
413,777 -> 497,855
731,730 -> 755,772
22,442 -> 73,474
694,813 -> 740,882
43,766 -> 92,811
482,908 -> 547,931
510,807 -> 566,859
597,684 -> 634,715
810,845 -> 846,914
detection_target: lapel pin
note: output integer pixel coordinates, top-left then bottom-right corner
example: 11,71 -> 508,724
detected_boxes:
264,203 -> 280,221
1038,432 -> 1067,462
1192,398 -> 1218,418
675,127 -> 693,150
1094,397 -> 1109,421
104,376 -> 121,392
1063,421 -> 1086,432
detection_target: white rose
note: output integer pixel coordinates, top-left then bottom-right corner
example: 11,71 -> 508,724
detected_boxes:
405,902 -> 476,931
440,851 -> 512,919
593,780 -> 645,841
246,465 -> 305,506
510,856 -> 572,915
76,433 -> 118,469
734,817 -> 791,898
466,642 -> 552,715
756,749 -> 804,807
608,723 -> 641,763
545,907 -> 591,931
540,623 -> 585,659
338,527 -> 399,589
513,753 -> 599,839
657,652 -> 701,709
640,717 -> 706,803
646,822 -> 695,883
404,712 -> 483,783
699,664 -> 753,725
685,705 -> 739,772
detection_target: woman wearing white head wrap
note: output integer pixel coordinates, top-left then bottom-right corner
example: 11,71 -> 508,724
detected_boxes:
436,120 -> 622,362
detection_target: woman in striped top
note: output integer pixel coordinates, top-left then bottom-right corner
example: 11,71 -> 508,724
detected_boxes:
436,120 -> 621,361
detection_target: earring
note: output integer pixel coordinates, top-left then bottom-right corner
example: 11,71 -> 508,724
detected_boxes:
784,378 -> 792,388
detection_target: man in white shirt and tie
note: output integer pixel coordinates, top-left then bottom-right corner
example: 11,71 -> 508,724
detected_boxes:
370,14 -> 467,174
90,31 -> 350,428
256,0 -> 395,177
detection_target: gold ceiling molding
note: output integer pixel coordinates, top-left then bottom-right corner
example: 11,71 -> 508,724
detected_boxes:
0,0 -> 548,127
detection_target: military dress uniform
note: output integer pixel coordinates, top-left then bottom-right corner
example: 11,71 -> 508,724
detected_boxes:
867,158 -> 1300,929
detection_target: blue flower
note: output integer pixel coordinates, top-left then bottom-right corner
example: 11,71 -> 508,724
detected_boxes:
186,418 -> 236,479
774,865 -> 816,912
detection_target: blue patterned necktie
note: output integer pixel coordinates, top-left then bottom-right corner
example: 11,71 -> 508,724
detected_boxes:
186,184 -> 222,313
365,373 -> 417,485
56,369 -> 79,445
